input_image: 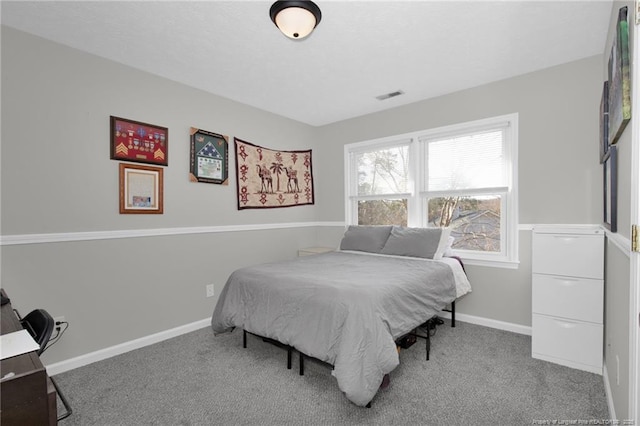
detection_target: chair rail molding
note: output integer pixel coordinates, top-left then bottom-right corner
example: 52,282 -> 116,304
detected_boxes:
0,222 -> 346,246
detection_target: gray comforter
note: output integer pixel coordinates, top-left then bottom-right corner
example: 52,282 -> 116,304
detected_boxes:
211,251 -> 460,406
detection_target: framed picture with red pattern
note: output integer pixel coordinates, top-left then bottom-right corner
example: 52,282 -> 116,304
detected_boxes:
110,116 -> 168,166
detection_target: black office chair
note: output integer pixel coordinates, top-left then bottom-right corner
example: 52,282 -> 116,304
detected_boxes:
20,309 -> 73,421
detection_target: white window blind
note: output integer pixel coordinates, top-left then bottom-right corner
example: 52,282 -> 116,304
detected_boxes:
424,128 -> 507,193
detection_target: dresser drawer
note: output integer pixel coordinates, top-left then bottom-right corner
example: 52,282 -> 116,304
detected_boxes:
532,314 -> 603,370
532,274 -> 603,323
532,233 -> 603,279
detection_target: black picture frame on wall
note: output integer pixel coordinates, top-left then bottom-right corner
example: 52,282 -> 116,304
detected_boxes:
189,127 -> 229,185
599,80 -> 609,163
603,146 -> 618,232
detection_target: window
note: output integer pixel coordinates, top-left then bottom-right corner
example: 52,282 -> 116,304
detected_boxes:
345,139 -> 412,226
345,114 -> 518,268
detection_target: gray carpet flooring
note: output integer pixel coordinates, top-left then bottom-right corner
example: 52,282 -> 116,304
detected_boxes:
53,320 -> 609,425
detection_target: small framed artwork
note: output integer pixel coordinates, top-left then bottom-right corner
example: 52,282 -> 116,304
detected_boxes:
189,127 -> 229,185
110,116 -> 168,166
599,81 -> 609,163
602,146 -> 617,232
607,6 -> 631,146
119,163 -> 164,214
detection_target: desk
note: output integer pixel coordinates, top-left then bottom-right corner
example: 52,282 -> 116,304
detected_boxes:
1,289 -> 57,425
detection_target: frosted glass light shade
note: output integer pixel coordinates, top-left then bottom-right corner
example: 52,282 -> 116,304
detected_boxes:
275,7 -> 316,39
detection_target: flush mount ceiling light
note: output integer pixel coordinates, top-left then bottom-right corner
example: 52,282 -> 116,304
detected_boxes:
270,1 -> 322,40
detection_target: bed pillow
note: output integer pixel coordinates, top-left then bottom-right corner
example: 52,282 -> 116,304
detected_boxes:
380,226 -> 452,260
339,225 -> 393,253
442,236 -> 456,257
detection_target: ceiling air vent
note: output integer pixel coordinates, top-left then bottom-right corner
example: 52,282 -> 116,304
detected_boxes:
376,90 -> 404,101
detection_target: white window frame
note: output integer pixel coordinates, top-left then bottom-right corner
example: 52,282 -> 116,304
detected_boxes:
344,113 -> 519,269
344,137 -> 415,225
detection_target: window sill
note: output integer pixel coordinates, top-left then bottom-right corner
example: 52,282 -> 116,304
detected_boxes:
457,257 -> 520,270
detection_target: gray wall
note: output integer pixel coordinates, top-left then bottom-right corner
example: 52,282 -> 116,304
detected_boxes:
605,2 -> 634,239
1,28 -> 319,235
1,27 -> 323,365
605,238 -> 631,419
1,229 -> 318,356
313,56 -> 604,226
601,1 -> 633,419
314,55 -> 604,327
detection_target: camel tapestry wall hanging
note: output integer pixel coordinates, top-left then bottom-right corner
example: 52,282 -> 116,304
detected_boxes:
234,138 -> 314,209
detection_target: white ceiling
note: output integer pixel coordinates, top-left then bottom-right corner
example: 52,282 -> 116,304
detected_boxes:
1,0 -> 614,126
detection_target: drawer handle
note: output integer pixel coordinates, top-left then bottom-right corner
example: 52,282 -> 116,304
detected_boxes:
554,278 -> 578,286
554,319 -> 578,329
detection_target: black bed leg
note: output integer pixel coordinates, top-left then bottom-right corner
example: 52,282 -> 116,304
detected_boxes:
243,330 -> 247,348
426,330 -> 430,361
451,301 -> 456,327
287,347 -> 292,370
299,352 -> 305,376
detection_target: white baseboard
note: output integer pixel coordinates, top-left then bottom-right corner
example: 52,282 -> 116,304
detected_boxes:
603,364 -> 617,420
45,318 -> 211,376
46,312 -> 531,376
439,310 -> 532,336
48,313 -> 531,376
47,312 -> 530,377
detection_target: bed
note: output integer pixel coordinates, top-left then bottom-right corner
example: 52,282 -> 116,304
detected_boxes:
211,225 -> 471,406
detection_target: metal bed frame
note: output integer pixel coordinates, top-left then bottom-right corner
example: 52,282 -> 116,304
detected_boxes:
236,254 -> 466,407
297,301 -> 456,372
240,301 -> 456,407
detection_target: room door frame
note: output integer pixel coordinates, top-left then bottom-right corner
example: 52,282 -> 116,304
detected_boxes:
632,97 -> 639,424
631,105 -> 639,424
630,8 -> 639,423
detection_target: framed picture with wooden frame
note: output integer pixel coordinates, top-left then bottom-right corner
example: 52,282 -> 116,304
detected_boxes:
602,146 -> 617,232
110,116 -> 168,166
119,163 -> 164,214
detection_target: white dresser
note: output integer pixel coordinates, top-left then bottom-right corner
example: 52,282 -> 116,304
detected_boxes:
531,225 -> 604,374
